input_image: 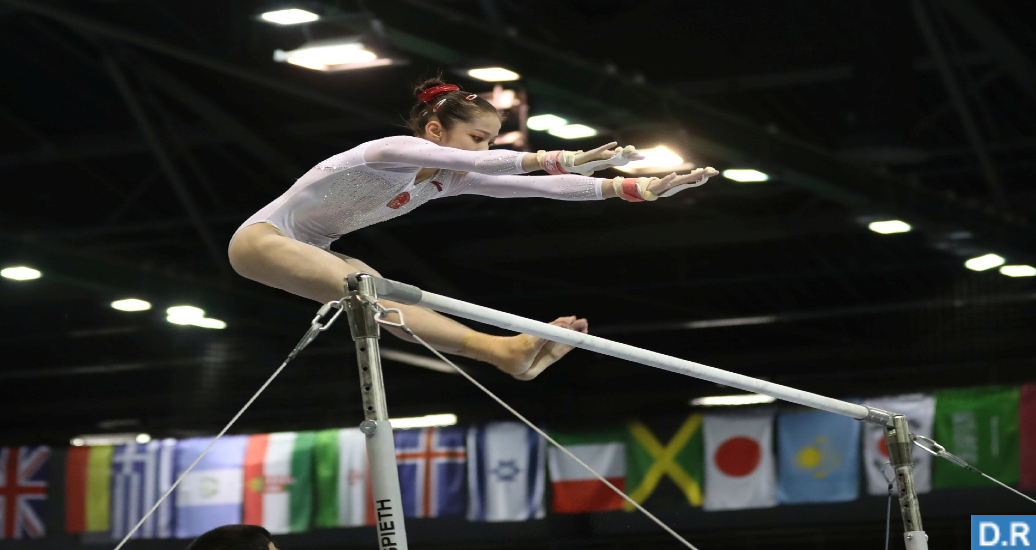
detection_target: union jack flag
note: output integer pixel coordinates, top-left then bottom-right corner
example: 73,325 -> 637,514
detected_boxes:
0,446 -> 51,539
394,427 -> 466,518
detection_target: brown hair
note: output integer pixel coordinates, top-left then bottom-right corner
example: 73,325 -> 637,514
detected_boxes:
406,75 -> 502,135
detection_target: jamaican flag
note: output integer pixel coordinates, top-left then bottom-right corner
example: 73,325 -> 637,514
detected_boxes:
624,414 -> 705,510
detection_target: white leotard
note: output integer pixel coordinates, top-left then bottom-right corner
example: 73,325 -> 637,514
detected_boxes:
232,135 -> 604,250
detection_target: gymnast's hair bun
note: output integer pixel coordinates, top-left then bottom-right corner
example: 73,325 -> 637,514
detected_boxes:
413,75 -> 448,100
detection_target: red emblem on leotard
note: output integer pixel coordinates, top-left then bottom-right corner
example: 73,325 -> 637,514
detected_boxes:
387,192 -> 411,209
431,180 -> 443,192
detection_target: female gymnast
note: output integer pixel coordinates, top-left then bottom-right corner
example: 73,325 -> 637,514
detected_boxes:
228,78 -> 718,380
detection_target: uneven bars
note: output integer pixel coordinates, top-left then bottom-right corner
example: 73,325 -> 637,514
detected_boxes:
370,276 -> 893,426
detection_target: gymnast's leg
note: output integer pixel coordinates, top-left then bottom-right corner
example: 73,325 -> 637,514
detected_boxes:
228,223 -> 586,379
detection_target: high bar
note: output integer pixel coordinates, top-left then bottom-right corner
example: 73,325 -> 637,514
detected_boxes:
366,275 -> 892,426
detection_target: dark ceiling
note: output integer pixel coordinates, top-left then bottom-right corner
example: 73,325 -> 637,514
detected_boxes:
0,0 -> 1034,448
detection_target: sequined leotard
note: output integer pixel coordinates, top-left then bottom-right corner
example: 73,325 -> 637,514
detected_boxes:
232,135 -> 604,250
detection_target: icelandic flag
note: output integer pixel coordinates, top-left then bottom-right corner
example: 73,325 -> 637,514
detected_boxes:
174,436 -> 248,538
467,422 -> 545,522
775,410 -> 860,504
394,427 -> 466,518
110,439 -> 176,539
0,446 -> 51,539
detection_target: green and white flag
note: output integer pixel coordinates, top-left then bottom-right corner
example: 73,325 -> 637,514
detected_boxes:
933,386 -> 1020,489
314,429 -> 372,527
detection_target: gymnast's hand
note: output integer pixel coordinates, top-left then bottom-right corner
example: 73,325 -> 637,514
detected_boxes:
537,142 -> 646,176
608,167 -> 719,201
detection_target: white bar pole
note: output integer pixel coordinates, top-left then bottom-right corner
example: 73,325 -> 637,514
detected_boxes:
414,289 -> 877,422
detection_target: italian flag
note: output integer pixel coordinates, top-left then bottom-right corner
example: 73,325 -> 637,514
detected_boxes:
546,429 -> 626,513
243,432 -> 315,534
66,445 -> 113,533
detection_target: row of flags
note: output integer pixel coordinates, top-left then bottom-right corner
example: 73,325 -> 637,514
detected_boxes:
1,384 -> 1033,540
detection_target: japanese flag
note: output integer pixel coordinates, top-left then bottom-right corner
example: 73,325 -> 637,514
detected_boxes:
703,410 -> 776,511
862,394 -> 935,495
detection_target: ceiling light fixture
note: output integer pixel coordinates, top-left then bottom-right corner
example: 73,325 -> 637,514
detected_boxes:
1000,265 -> 1036,277
1,266 -> 41,280
548,124 -> 598,139
689,394 -> 777,407
166,306 -> 227,329
526,114 -> 568,131
111,298 -> 152,312
868,220 -> 912,234
274,41 -> 393,72
722,169 -> 769,182
616,145 -> 696,174
260,8 -> 320,25
467,67 -> 520,82
390,414 -> 458,429
964,253 -> 1005,272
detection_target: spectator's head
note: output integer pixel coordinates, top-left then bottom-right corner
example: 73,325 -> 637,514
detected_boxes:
185,524 -> 277,550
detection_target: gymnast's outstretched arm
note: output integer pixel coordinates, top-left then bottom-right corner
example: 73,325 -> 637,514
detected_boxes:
446,167 -> 720,201
362,135 -> 641,176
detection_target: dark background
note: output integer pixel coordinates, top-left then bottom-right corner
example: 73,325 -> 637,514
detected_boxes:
0,0 -> 1034,548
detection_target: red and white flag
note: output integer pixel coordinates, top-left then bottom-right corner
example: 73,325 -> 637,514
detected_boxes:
862,394 -> 935,495
703,410 -> 776,511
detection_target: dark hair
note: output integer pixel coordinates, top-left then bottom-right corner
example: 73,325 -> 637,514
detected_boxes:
406,75 -> 502,135
185,524 -> 273,550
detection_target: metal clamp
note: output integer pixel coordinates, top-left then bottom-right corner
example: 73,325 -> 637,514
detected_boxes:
913,434 -> 975,470
293,299 -> 346,354
355,295 -> 409,330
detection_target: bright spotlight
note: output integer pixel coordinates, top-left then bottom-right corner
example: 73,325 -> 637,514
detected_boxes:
868,220 -> 912,235
616,145 -> 691,174
390,414 -> 458,429
1000,265 -> 1036,277
964,253 -> 1006,272
273,42 -> 392,72
112,298 -> 152,312
690,394 -> 777,406
526,114 -> 568,131
260,8 -> 320,25
722,169 -> 769,182
1,266 -> 41,280
467,67 -> 520,82
135,433 -> 152,444
548,124 -> 598,139
192,317 -> 228,330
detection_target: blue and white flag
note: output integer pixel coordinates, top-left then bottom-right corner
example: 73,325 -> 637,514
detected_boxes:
110,439 -> 176,539
174,436 -> 248,538
776,410 -> 860,504
467,422 -> 545,522
394,427 -> 466,518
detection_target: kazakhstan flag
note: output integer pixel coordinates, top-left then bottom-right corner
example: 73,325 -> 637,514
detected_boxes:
776,410 -> 860,504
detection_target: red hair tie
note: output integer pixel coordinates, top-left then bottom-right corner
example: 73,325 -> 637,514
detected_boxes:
418,84 -> 460,103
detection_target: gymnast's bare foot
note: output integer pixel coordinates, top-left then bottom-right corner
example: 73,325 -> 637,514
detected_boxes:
504,316 -> 589,380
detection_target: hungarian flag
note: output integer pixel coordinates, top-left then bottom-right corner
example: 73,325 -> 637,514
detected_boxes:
776,410 -> 860,504
1020,384 -> 1035,491
933,386 -> 1020,489
703,410 -> 776,511
1,446 -> 51,539
861,394 -> 935,495
546,428 -> 627,513
625,415 -> 704,511
467,422 -> 546,522
66,445 -> 113,534
174,435 -> 248,538
243,432 -> 316,534
314,428 -> 373,528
